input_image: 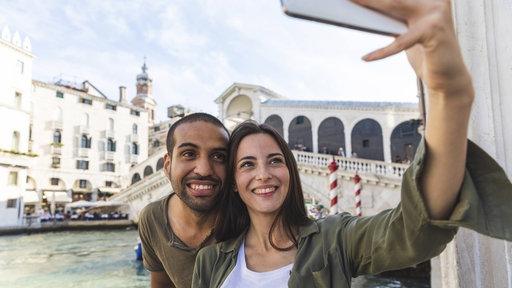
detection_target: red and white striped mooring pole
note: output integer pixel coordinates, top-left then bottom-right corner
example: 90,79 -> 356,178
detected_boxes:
354,173 -> 362,216
328,159 -> 339,215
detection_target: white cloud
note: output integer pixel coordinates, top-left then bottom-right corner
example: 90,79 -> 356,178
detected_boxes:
2,0 -> 418,123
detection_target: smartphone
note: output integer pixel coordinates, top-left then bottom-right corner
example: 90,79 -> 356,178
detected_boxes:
280,0 -> 407,36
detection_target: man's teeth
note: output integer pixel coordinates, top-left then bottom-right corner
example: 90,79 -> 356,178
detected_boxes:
254,187 -> 275,194
191,184 -> 213,190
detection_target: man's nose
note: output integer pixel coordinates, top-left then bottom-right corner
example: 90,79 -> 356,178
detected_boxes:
194,156 -> 214,176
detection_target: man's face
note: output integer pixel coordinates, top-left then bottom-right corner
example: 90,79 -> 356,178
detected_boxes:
164,121 -> 229,212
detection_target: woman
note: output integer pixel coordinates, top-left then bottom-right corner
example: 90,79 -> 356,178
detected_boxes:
193,0 -> 512,287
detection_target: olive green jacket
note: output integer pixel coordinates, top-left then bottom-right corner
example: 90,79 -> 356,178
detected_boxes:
193,140 -> 512,288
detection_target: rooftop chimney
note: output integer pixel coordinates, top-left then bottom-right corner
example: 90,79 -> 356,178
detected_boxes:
119,86 -> 127,104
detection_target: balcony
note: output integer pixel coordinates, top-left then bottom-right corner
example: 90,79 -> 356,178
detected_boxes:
130,154 -> 138,164
77,148 -> 90,158
78,125 -> 89,135
105,151 -> 115,161
51,120 -> 63,130
130,134 -> 139,143
105,129 -> 115,139
51,144 -> 62,155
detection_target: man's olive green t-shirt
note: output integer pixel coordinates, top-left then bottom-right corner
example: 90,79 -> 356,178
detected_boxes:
138,193 -> 215,288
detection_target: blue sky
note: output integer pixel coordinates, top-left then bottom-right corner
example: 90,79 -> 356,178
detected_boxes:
1,0 -> 417,123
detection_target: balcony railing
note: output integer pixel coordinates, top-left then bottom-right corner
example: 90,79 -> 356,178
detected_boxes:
105,151 -> 115,161
77,147 -> 90,158
51,145 -> 62,155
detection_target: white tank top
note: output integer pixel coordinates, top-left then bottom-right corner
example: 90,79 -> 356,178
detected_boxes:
220,240 -> 293,288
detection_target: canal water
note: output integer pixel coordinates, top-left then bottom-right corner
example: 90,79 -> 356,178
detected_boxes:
0,229 -> 429,287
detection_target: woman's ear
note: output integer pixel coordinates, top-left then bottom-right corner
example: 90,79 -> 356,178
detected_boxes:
232,184 -> 238,192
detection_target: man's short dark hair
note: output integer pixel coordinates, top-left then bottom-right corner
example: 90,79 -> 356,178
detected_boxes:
166,112 -> 229,154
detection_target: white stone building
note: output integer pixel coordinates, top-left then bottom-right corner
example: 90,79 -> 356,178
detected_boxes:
27,76 -> 150,215
0,26 -> 36,227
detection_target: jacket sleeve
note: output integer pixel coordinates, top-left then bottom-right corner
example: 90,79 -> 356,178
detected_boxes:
346,138 -> 512,276
428,140 -> 512,240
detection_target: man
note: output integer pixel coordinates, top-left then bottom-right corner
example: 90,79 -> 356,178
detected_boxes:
138,113 -> 229,288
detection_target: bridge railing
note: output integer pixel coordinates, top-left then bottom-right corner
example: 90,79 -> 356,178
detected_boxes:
292,151 -> 409,178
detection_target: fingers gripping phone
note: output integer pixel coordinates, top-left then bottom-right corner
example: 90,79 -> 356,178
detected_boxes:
280,0 -> 407,36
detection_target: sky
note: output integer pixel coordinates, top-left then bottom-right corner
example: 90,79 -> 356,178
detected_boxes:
1,0 -> 418,123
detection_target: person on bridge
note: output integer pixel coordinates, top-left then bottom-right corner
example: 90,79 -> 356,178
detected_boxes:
138,113 -> 229,288
192,0 -> 512,287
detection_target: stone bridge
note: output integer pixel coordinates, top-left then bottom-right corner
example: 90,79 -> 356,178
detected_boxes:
112,151 -> 407,222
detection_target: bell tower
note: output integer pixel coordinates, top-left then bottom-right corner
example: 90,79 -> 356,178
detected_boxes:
131,59 -> 156,126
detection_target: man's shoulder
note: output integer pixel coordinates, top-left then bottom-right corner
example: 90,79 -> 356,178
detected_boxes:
139,194 -> 173,220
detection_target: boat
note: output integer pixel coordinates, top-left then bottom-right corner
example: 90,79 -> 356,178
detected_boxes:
134,236 -> 143,261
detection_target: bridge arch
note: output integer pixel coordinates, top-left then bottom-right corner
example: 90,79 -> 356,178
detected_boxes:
390,120 -> 422,163
289,116 -> 312,152
156,158 -> 164,171
143,166 -> 154,177
264,114 -> 284,137
351,118 -> 384,160
317,117 -> 345,155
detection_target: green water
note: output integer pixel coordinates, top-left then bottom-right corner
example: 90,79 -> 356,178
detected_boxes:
0,229 -> 428,287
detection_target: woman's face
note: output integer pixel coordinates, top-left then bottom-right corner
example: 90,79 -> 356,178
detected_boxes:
234,133 -> 290,217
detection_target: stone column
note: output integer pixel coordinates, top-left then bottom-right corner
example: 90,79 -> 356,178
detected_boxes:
433,1 -> 512,287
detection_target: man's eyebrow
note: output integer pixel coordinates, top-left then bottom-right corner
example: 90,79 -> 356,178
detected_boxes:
176,143 -> 228,152
176,142 -> 199,149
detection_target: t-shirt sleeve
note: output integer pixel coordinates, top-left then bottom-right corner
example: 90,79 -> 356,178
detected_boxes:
138,204 -> 165,272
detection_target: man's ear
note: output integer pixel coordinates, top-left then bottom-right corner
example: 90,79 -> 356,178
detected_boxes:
163,153 -> 171,179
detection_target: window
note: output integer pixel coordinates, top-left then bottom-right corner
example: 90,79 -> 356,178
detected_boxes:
105,162 -> 115,172
17,60 -> 24,74
154,126 -> 160,132
7,199 -> 17,208
107,138 -> 116,152
81,134 -> 91,148
52,157 -> 60,165
105,181 -> 113,187
15,92 -> 22,108
132,142 -> 139,155
76,160 -> 89,170
12,131 -> 20,151
132,124 -> 138,135
53,130 -> 62,144
362,139 -> 370,148
8,172 -> 18,185
109,118 -> 114,131
106,103 -> 117,111
56,91 -> 64,98
130,109 -> 140,116
79,179 -> 88,189
80,98 -> 92,105
153,140 -> 160,148
51,178 -> 59,186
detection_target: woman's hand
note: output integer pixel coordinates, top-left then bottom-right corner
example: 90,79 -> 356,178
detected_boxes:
351,0 -> 474,219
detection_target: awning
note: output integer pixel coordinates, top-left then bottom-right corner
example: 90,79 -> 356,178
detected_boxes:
23,191 -> 40,204
98,187 -> 121,194
45,191 -> 72,203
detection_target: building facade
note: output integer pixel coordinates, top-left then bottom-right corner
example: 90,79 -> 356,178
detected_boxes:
0,26 -> 35,227
27,79 -> 149,216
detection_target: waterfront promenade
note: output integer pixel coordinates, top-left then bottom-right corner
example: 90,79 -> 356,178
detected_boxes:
0,219 -> 135,236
